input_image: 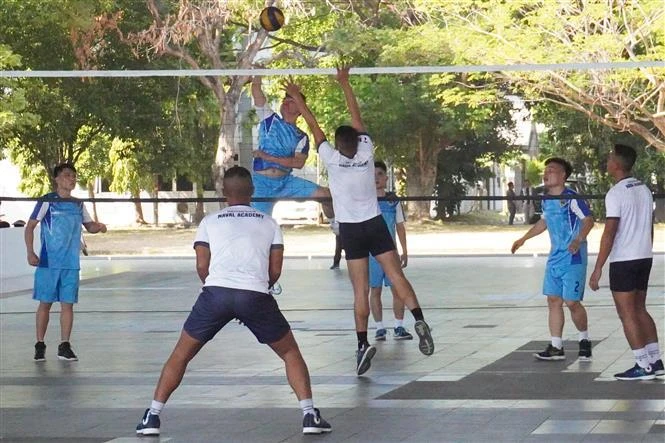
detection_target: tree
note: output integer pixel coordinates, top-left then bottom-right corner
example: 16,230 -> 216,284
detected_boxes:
0,45 -> 37,141
434,0 -> 665,151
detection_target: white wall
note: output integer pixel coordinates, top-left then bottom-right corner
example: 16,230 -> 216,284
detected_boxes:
0,225 -> 40,280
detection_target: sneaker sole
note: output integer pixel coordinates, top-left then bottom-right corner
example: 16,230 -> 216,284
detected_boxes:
614,374 -> 656,381
393,335 -> 413,341
655,370 -> 665,377
57,356 -> 78,361
534,354 -> 565,361
136,428 -> 160,436
356,346 -> 376,376
303,427 -> 333,434
375,336 -> 386,341
578,356 -> 592,362
414,321 -> 434,355
34,358 -> 46,362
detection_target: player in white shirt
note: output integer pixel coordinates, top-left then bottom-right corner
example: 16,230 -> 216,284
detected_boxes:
136,166 -> 331,436
285,68 -> 434,377
589,144 -> 663,381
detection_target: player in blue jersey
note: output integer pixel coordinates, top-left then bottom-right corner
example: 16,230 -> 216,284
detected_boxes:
250,76 -> 333,218
24,163 -> 107,362
512,158 -> 594,361
369,161 -> 413,341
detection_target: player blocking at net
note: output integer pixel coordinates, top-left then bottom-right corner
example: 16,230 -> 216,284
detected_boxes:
286,67 -> 434,376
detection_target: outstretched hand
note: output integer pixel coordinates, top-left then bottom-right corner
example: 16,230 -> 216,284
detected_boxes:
284,82 -> 304,104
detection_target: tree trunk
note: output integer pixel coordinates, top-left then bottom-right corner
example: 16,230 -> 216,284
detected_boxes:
213,95 -> 241,199
405,163 -> 437,220
132,192 -> 147,225
194,182 -> 205,224
86,182 -> 99,222
152,175 -> 159,227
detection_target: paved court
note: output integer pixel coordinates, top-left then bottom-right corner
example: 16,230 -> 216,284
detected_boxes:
1,254 -> 664,442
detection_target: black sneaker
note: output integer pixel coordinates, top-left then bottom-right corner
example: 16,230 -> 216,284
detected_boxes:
578,339 -> 592,361
652,359 -> 665,377
34,341 -> 46,362
414,320 -> 434,355
356,343 -> 376,376
302,408 -> 332,434
136,408 -> 161,436
534,344 -> 565,361
614,363 -> 656,381
57,342 -> 78,361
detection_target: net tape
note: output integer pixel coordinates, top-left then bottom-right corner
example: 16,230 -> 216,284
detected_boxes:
2,61 -> 664,78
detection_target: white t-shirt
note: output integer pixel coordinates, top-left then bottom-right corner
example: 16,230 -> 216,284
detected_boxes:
605,177 -> 653,262
318,133 -> 381,223
193,205 -> 283,293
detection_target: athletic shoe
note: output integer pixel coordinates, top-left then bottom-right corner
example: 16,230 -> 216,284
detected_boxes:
302,408 -> 332,434
356,343 -> 376,376
534,344 -> 565,361
614,364 -> 656,381
57,342 -> 78,361
136,409 -> 160,436
650,359 -> 664,377
329,263 -> 340,270
393,326 -> 413,340
578,339 -> 592,361
34,341 -> 46,362
414,320 -> 434,355
375,328 -> 387,341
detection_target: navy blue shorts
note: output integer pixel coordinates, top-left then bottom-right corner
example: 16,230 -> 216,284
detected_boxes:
183,286 -> 291,344
339,215 -> 396,260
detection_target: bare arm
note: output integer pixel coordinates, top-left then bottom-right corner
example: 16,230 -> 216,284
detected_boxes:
511,218 -> 547,253
194,245 -> 211,284
589,218 -> 619,291
285,82 -> 327,147
336,67 -> 365,133
251,76 -> 266,107
253,150 -> 307,169
568,216 -> 594,254
395,222 -> 408,267
24,219 -> 39,266
83,221 -> 107,234
268,245 -> 284,288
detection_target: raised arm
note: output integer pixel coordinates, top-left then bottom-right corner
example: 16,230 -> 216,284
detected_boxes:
285,82 -> 327,147
251,76 -> 267,107
336,67 -> 365,133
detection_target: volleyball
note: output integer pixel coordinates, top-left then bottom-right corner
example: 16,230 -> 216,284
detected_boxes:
259,6 -> 285,32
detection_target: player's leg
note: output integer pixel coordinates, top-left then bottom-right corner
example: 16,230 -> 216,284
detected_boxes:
390,285 -> 413,340
370,216 -> 432,355
562,265 -> 591,360
137,287 -> 232,435
537,266 -> 565,360
631,258 -> 661,373
369,256 -> 386,341
33,267 -> 58,361
55,269 -> 81,360
281,175 -> 333,219
250,173 -> 279,215
609,260 -> 656,380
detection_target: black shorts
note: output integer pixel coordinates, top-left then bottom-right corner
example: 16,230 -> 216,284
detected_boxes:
609,258 -> 653,292
339,215 -> 396,260
183,286 -> 290,344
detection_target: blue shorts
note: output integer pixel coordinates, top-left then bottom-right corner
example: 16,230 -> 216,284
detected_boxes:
543,263 -> 586,301
183,286 -> 291,344
369,256 -> 392,288
33,267 -> 80,304
251,172 -> 319,215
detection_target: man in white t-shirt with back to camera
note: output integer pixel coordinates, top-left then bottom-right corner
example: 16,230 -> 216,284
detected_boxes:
589,144 -> 663,380
135,166 -> 331,436
285,67 -> 434,376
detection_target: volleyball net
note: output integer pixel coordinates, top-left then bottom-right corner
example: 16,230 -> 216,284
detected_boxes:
1,62 -> 664,227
